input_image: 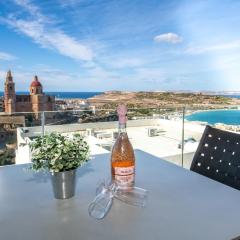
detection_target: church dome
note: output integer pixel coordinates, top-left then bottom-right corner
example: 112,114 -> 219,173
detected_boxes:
30,76 -> 42,87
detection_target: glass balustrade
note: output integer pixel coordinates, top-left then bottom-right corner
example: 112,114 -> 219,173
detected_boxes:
1,104 -> 239,168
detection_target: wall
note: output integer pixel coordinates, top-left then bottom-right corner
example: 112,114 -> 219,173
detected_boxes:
21,119 -> 161,138
31,95 -> 55,112
15,102 -> 32,112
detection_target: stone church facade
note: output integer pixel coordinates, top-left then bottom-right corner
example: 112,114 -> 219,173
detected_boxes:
4,70 -> 55,114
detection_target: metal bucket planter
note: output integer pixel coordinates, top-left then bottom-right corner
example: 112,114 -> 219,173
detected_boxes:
51,169 -> 77,199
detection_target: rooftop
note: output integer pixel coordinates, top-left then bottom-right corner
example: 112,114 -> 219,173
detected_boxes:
17,118 -> 205,168
30,76 -> 42,88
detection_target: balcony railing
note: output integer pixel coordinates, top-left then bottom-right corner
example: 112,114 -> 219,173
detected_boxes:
0,105 -> 239,168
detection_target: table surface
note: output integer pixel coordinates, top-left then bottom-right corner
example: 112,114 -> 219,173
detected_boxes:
0,150 -> 240,240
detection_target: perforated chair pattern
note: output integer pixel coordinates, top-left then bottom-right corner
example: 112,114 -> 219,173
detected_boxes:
190,125 -> 240,190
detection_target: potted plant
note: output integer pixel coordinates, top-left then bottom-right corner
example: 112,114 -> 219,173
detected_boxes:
30,132 -> 90,199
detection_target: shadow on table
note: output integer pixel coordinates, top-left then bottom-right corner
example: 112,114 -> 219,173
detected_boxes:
232,236 -> 240,240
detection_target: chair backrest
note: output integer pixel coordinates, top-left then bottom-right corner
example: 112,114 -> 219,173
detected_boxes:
190,125 -> 240,190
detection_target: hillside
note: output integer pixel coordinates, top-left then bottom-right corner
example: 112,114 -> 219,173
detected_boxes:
88,91 -> 240,109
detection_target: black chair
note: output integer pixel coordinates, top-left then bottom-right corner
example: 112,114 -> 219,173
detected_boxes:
190,125 -> 240,190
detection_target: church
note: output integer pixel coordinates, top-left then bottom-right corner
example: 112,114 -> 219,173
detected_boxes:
4,70 -> 55,114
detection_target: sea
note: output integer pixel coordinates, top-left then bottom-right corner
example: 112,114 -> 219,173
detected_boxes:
0,91 -> 103,99
220,95 -> 240,99
185,95 -> 240,125
186,110 -> 240,125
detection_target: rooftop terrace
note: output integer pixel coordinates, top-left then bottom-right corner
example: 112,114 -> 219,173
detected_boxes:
16,118 -> 205,168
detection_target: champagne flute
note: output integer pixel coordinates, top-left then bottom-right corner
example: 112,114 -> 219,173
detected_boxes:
88,180 -> 148,219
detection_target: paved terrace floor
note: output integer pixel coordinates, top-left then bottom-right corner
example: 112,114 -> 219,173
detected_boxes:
85,125 -> 203,169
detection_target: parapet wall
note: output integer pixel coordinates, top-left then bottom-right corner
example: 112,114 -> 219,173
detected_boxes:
19,119 -> 162,138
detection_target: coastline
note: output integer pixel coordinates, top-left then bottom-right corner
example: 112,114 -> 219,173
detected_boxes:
185,107 -> 240,117
185,108 -> 240,127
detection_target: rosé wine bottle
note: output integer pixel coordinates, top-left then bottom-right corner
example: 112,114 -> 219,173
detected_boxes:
111,105 -> 135,189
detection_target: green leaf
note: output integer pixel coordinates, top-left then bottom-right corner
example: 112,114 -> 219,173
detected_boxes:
30,132 -> 90,172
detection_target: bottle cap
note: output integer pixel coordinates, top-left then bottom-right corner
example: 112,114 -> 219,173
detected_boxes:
117,104 -> 127,124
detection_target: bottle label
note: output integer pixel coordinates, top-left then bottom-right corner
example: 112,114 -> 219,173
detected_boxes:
114,166 -> 135,187
114,166 -> 135,175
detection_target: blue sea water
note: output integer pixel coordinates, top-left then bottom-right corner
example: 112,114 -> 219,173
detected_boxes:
0,91 -> 103,99
46,92 -> 103,99
220,95 -> 240,99
186,110 -> 240,125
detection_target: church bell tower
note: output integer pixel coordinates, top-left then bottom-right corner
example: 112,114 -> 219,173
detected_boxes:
4,70 -> 16,114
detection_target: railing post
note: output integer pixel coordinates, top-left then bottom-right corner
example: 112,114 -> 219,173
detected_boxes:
41,111 -> 45,136
181,106 -> 185,167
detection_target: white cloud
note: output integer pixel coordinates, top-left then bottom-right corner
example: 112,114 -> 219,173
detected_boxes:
0,63 -> 118,91
186,40 -> 240,54
135,68 -> 166,82
0,51 -> 16,61
14,0 -> 42,20
3,0 -> 93,61
154,33 -> 183,44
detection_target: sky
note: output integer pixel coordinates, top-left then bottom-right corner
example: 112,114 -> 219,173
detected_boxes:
0,0 -> 240,92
